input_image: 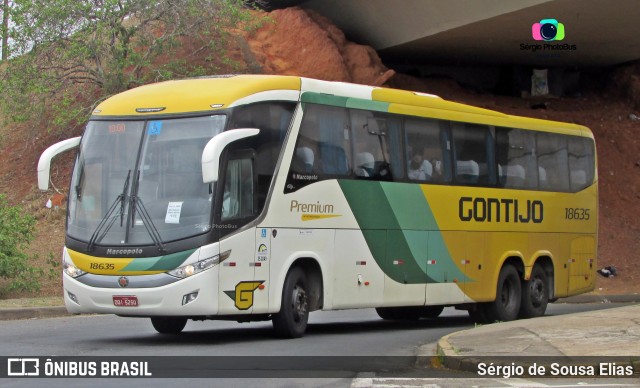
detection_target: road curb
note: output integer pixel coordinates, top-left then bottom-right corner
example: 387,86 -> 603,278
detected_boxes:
558,294 -> 640,303
436,331 -> 483,373
0,306 -> 71,321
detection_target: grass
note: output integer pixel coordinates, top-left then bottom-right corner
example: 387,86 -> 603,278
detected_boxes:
0,296 -> 64,308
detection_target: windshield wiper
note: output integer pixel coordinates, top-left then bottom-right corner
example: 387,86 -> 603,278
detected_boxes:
129,170 -> 166,252
87,170 -> 131,251
75,159 -> 85,199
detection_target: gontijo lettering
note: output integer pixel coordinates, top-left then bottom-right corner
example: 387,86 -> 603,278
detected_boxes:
459,196 -> 543,223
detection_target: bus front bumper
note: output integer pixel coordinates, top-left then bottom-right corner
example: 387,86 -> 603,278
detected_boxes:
62,268 -> 219,317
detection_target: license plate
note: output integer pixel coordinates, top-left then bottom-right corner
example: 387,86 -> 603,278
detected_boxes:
113,295 -> 139,307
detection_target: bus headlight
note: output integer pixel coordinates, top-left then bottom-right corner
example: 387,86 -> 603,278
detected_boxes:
63,259 -> 87,278
168,256 -> 219,279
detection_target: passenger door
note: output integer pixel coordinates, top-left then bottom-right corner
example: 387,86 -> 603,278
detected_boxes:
217,152 -> 261,315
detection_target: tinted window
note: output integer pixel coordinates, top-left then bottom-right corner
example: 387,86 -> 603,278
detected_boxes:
568,137 -> 595,191
537,132 -> 570,192
350,109 -> 402,180
404,118 -> 450,183
229,102 -> 295,211
452,122 -> 495,185
496,128 -> 538,189
286,104 -> 350,192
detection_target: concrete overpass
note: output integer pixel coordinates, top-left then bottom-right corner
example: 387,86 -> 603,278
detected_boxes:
292,0 -> 640,67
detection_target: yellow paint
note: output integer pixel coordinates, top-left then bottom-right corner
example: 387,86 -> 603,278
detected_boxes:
234,281 -> 264,310
418,184 -> 597,300
67,249 -> 164,275
94,75 -> 301,116
301,214 -> 342,221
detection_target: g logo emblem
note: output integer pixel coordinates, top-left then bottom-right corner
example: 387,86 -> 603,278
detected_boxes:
224,281 -> 264,310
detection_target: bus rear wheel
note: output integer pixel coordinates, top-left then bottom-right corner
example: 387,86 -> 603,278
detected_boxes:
376,305 -> 445,320
519,264 -> 549,318
421,305 -> 444,319
375,306 -> 425,320
376,306 -> 422,321
272,267 -> 309,338
151,317 -> 187,334
468,303 -> 490,324
484,264 -> 522,322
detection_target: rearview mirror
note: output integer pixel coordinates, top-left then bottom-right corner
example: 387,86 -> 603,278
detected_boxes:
37,137 -> 81,190
201,128 -> 259,183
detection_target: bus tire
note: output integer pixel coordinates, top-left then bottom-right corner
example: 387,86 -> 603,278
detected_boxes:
519,264 -> 549,318
376,306 -> 421,320
421,305 -> 444,319
272,267 -> 309,338
375,307 -> 397,320
151,317 -> 187,334
468,303 -> 490,324
484,265 -> 522,322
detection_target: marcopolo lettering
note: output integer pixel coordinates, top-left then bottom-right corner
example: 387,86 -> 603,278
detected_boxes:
459,197 -> 543,223
106,248 -> 144,256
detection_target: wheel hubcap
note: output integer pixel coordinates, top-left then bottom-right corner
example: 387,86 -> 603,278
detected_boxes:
530,277 -> 545,307
291,284 -> 307,322
501,282 -> 511,307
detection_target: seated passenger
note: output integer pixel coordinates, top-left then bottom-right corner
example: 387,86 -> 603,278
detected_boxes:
355,152 -> 375,177
295,147 -> 314,173
408,154 -> 432,181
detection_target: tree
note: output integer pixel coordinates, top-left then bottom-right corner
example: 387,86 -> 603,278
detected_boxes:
1,0 -> 9,61
0,0 -> 252,131
0,194 -> 40,293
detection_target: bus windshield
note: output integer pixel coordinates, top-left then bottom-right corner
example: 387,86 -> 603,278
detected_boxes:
67,115 -> 226,247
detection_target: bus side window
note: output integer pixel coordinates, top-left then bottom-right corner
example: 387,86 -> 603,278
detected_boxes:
404,118 -> 448,183
536,132 -> 570,192
286,104 -> 350,192
349,110 -> 400,181
568,136 -> 595,192
229,101 -> 295,210
496,128 -> 538,189
451,122 -> 495,185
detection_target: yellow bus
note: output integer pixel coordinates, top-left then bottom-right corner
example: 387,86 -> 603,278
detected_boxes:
38,75 -> 597,337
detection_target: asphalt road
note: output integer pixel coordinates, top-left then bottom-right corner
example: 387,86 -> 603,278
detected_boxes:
0,302 -> 631,388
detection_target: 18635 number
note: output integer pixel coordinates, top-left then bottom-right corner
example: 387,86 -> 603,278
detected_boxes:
565,208 -> 590,220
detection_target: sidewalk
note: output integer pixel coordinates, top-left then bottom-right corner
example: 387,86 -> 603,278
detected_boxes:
437,302 -> 640,374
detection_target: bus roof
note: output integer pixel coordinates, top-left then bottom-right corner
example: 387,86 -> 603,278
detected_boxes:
92,74 -> 592,138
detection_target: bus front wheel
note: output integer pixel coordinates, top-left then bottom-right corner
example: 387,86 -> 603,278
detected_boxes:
151,317 -> 187,334
272,267 -> 309,338
519,264 -> 549,318
484,264 -> 522,322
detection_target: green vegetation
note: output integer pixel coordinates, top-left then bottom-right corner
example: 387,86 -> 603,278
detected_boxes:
0,194 -> 41,293
0,0 -> 253,134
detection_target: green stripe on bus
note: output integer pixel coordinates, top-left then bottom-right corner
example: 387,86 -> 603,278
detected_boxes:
300,92 -> 390,113
346,98 -> 389,112
121,249 -> 197,272
301,92 -> 349,106
339,180 -> 470,284
380,182 -> 469,282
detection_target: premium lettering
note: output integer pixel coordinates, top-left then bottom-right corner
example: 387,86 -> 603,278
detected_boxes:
290,200 -> 334,214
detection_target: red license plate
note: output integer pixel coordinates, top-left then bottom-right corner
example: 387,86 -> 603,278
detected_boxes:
113,295 -> 139,307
